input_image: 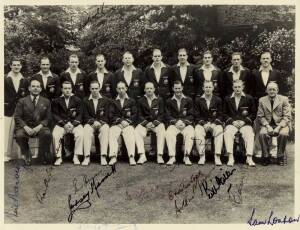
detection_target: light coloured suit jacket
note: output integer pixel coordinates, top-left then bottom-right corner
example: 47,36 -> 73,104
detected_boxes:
257,94 -> 291,128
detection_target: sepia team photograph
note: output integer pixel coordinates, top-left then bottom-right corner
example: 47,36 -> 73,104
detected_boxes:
1,0 -> 299,228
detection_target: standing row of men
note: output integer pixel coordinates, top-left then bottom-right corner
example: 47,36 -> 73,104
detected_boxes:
4,48 -> 291,167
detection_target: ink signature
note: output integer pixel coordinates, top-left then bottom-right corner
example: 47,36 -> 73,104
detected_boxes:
36,166 -> 53,204
67,165 -> 116,223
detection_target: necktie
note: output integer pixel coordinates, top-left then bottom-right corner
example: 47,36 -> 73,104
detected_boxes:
270,97 -> 274,110
33,95 -> 37,109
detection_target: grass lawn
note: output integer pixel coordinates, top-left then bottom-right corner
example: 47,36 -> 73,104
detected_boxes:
4,143 -> 294,224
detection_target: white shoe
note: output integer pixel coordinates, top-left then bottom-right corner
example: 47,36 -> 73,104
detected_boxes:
73,155 -> 81,165
246,156 -> 256,167
167,156 -> 176,165
129,156 -> 136,166
101,156 -> 107,165
184,156 -> 192,166
54,157 -> 62,166
81,157 -> 90,166
227,154 -> 235,166
198,155 -> 206,165
4,156 -> 11,162
137,154 -> 147,164
214,155 -> 222,166
157,155 -> 164,164
109,157 -> 117,165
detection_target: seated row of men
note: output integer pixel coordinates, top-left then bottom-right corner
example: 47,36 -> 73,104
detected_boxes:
13,77 -> 291,167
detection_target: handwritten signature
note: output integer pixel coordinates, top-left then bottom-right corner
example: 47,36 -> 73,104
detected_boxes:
36,166 -> 53,204
67,165 -> 116,223
247,208 -> 300,226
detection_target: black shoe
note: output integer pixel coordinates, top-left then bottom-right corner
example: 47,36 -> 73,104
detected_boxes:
261,157 -> 270,166
277,157 -> 284,166
25,154 -> 32,166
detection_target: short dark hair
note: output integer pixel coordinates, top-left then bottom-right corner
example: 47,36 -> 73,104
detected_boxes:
10,56 -> 22,65
231,52 -> 242,59
173,80 -> 182,87
40,56 -> 50,63
62,80 -> 73,88
90,80 -> 100,87
144,81 -> 155,88
29,78 -> 41,86
69,54 -> 79,61
116,81 -> 127,88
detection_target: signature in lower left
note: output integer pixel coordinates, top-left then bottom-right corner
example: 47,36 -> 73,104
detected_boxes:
67,165 -> 116,223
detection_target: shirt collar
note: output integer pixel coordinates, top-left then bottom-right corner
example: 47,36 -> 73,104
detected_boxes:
121,65 -> 136,72
7,71 -> 24,79
30,94 -> 39,100
172,94 -> 186,100
177,62 -> 190,67
66,67 -> 82,75
95,68 -> 108,74
200,64 -> 216,71
150,62 -> 166,69
228,65 -> 245,73
88,93 -> 103,100
38,70 -> 53,77
144,94 -> 157,100
230,92 -> 246,98
201,94 -> 213,99
259,65 -> 273,72
116,93 -> 129,100
60,93 -> 74,98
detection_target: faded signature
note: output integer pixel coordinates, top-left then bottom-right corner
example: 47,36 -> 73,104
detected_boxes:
36,166 -> 53,204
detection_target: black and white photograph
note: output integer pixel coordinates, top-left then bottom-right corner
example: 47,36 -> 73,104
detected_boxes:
2,0 -> 299,227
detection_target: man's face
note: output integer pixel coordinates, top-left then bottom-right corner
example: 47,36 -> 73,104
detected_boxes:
152,50 -> 162,64
116,83 -> 127,96
173,83 -> 183,96
69,57 -> 79,70
231,55 -> 242,68
96,56 -> 106,69
178,51 -> 188,64
123,53 -> 134,67
144,83 -> 155,97
62,83 -> 72,97
10,61 -> 22,74
233,82 -> 244,94
267,85 -> 278,98
29,80 -> 42,96
260,53 -> 272,68
90,83 -> 100,97
203,54 -> 213,65
40,59 -> 51,73
203,82 -> 214,95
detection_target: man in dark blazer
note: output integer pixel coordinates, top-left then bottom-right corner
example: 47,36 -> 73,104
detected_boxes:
252,51 -> 287,102
223,52 -> 252,97
86,54 -> 116,99
257,82 -> 291,166
82,81 -> 110,166
171,48 -> 196,99
31,57 -> 61,101
114,51 -> 145,100
194,50 -> 223,98
144,49 -> 172,99
194,81 -> 223,166
14,79 -> 52,165
165,80 -> 195,165
108,81 -> 137,166
223,80 -> 256,166
60,54 -> 87,99
52,81 -> 84,166
4,57 -> 29,161
134,82 -> 166,164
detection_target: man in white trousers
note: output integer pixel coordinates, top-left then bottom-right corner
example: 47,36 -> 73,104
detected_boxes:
165,80 -> 195,165
52,81 -> 84,165
194,81 -> 223,165
82,81 -> 110,165
223,80 -> 256,166
134,82 -> 166,164
108,81 -> 137,166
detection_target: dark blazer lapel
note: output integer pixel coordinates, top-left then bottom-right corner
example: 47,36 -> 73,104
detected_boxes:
257,71 -> 266,88
227,71 -> 233,83
209,96 -> 216,110
150,68 -> 158,83
88,99 -> 96,115
7,77 -> 17,94
268,70 -> 277,85
240,70 -> 246,81
230,96 -> 237,111
211,69 -> 218,81
26,96 -> 35,113
174,67 -> 181,81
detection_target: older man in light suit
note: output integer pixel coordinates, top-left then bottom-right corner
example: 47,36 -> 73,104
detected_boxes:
257,82 -> 291,166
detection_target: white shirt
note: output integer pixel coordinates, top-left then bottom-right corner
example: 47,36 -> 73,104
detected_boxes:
150,62 -> 166,83
95,68 -> 108,89
89,94 -> 102,111
122,66 -> 136,86
38,70 -> 53,89
201,64 -> 217,81
259,65 -> 273,86
201,94 -> 212,108
144,94 -> 157,108
177,62 -> 190,82
7,71 -> 23,92
230,92 -> 246,109
30,95 -> 39,106
228,65 -> 245,81
66,68 -> 82,85
116,94 -> 129,108
172,94 -> 186,110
